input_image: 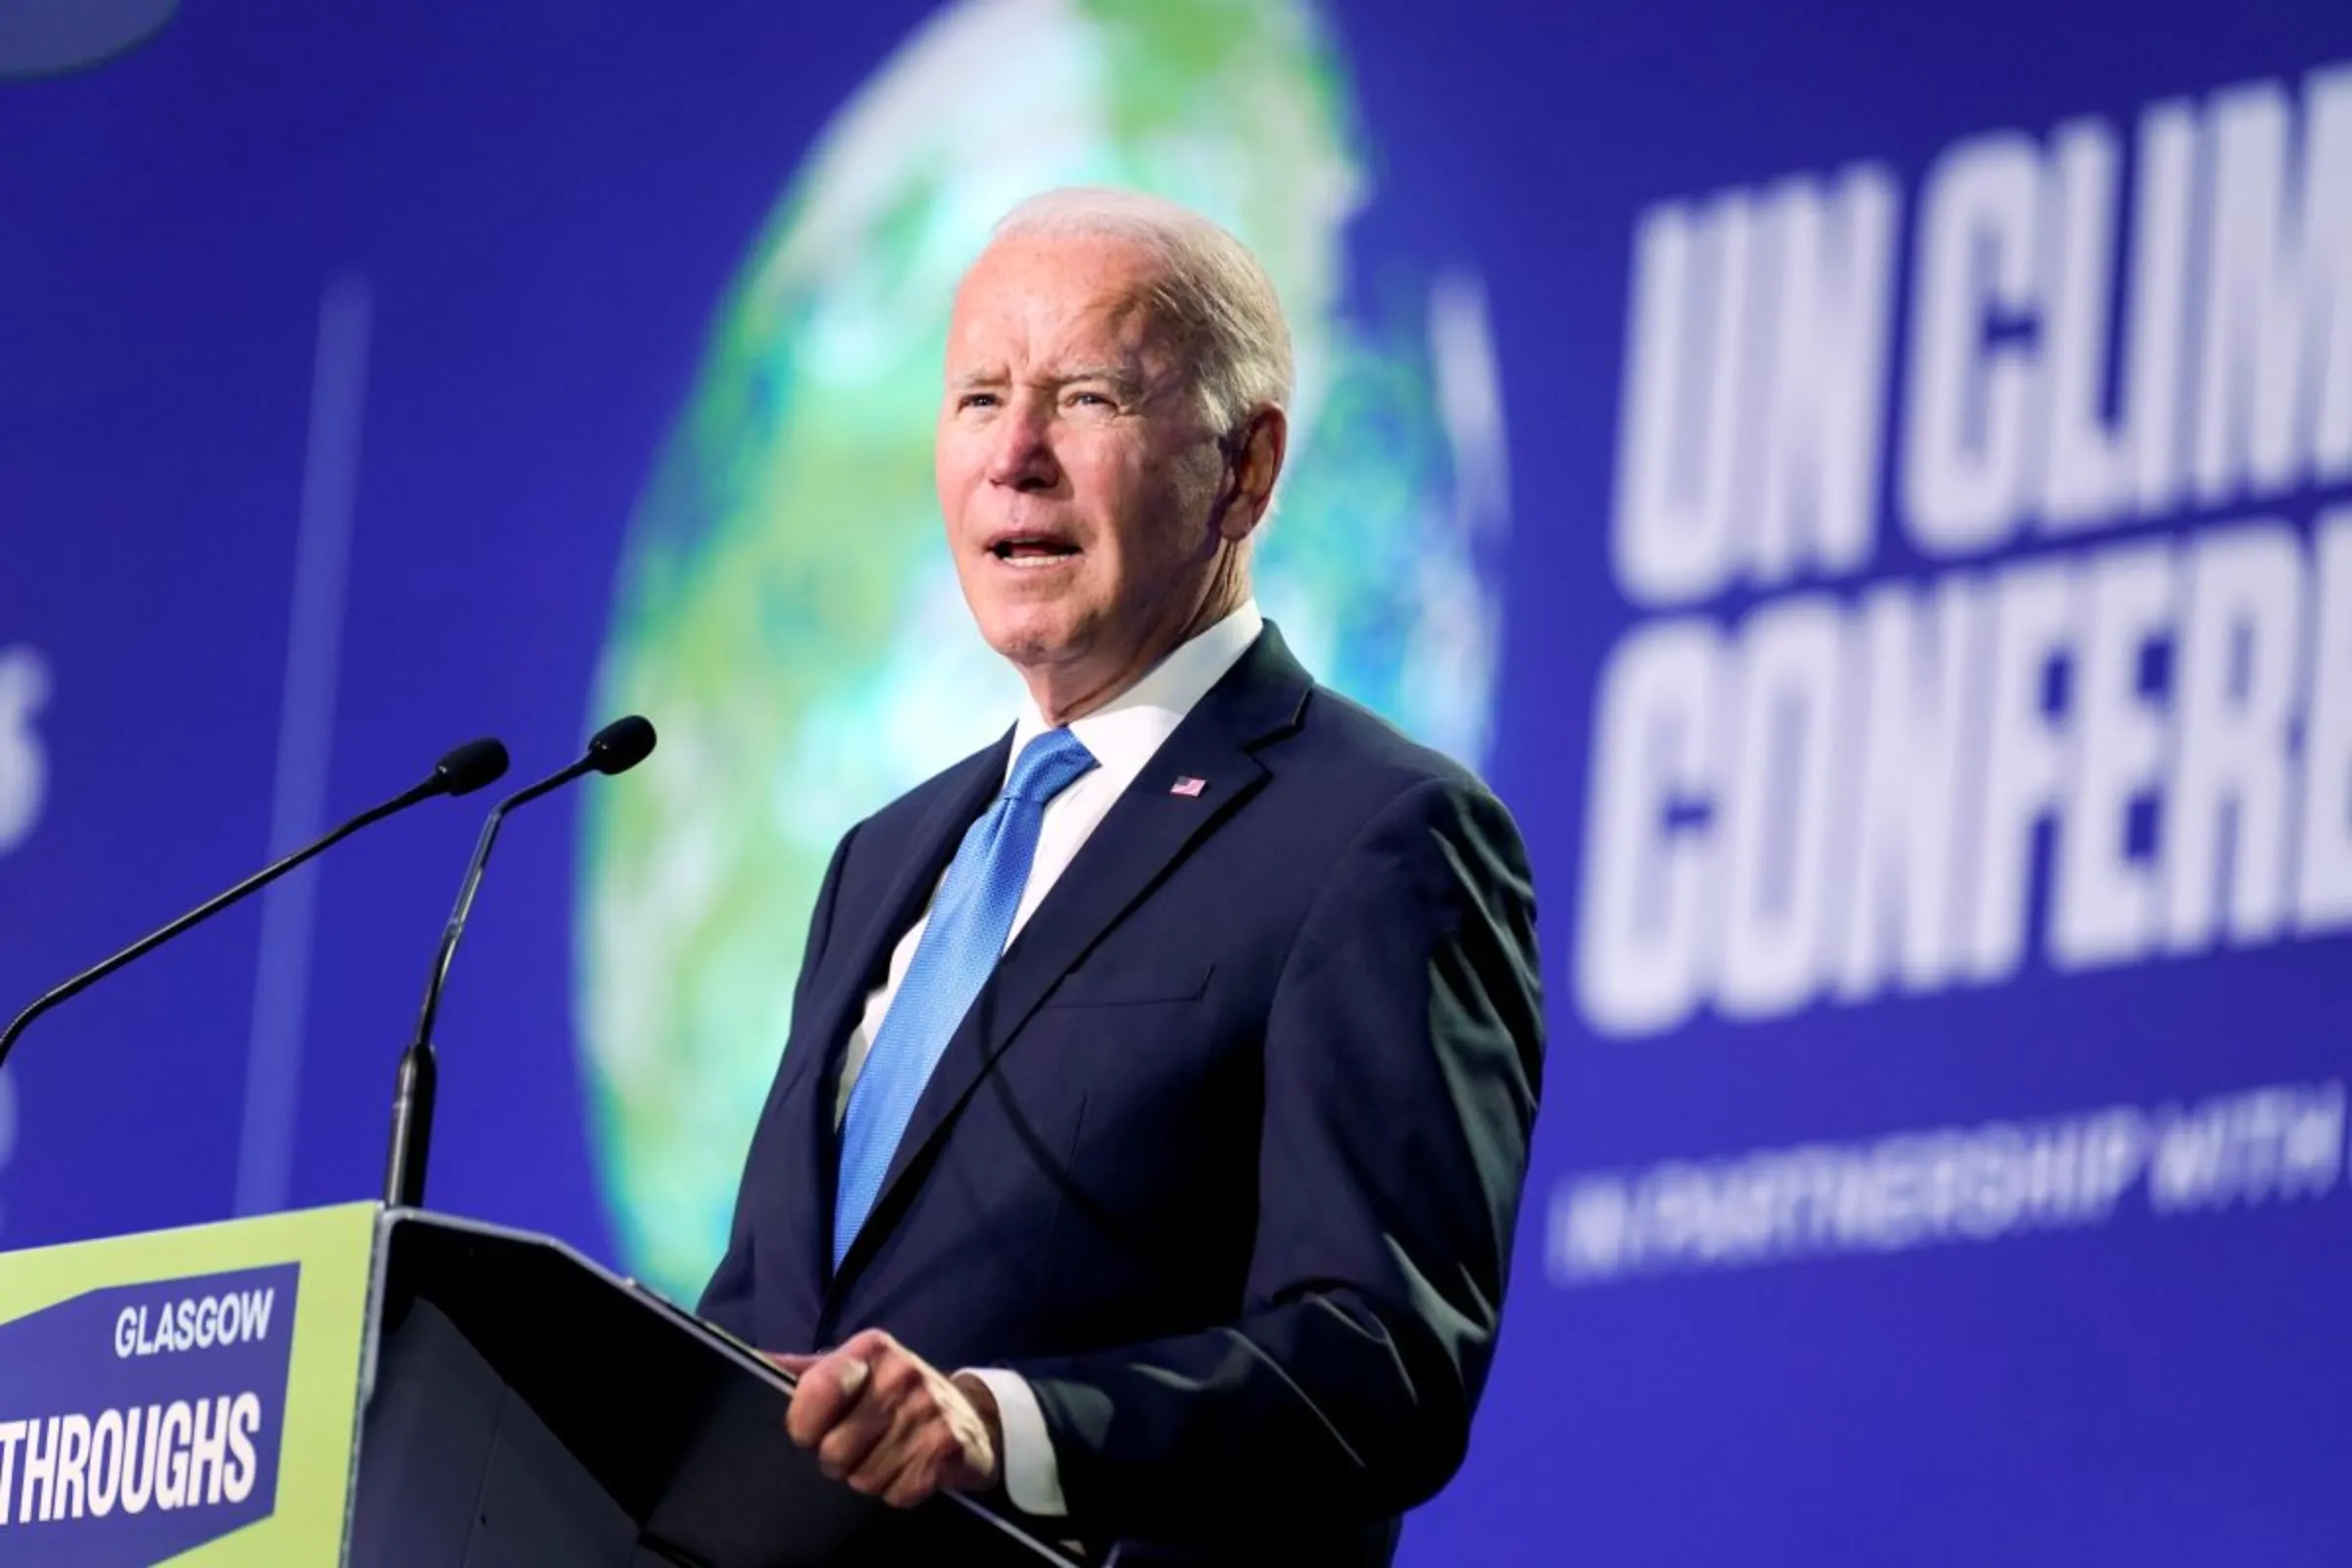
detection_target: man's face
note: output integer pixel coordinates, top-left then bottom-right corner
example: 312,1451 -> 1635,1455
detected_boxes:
936,232 -> 1234,713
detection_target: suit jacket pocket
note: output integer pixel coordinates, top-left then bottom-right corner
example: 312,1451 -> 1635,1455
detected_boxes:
1041,960 -> 1214,1008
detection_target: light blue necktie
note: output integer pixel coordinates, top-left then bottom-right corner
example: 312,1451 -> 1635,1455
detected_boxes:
832,727 -> 1098,1270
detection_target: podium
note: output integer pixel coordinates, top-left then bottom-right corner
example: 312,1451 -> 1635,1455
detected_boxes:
0,1204 -> 1079,1567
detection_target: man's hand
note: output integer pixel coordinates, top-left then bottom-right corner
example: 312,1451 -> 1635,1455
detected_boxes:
770,1328 -> 1004,1508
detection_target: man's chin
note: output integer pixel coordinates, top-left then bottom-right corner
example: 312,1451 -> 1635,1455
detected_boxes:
979,610 -> 1087,670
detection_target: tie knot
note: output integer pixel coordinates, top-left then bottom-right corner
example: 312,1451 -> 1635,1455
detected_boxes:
1004,727 -> 1096,805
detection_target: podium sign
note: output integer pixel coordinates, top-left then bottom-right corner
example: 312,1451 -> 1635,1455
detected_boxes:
0,1206 -> 1074,1568
0,1203 -> 376,1566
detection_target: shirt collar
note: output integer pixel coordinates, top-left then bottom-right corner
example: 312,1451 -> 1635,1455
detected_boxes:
1006,599 -> 1264,780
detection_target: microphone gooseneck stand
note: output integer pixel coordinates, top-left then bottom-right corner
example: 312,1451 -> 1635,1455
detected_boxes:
383,715 -> 657,1209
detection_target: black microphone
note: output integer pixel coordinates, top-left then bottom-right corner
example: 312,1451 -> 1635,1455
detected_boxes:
383,714 -> 657,1208
0,737 -> 510,1076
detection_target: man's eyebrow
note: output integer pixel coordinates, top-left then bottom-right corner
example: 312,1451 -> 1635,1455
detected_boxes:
1052,366 -> 1149,395
947,365 -> 1152,397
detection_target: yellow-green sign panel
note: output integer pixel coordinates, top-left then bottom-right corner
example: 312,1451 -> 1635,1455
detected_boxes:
0,1203 -> 376,1566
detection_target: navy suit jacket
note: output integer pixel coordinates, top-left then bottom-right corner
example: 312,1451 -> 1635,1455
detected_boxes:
699,624 -> 1544,1565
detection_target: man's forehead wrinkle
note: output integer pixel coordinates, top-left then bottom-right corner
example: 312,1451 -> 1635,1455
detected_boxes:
948,327 -> 1165,393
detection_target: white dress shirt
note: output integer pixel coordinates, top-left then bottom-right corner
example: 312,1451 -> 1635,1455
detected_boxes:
831,599 -> 1264,1518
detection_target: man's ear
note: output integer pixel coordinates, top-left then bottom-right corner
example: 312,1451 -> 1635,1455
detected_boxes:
1218,405 -> 1289,542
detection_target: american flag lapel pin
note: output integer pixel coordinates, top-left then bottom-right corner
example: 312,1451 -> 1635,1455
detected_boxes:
1169,775 -> 1207,798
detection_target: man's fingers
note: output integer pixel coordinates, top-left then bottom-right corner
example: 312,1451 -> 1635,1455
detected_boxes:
783,1349 -> 873,1447
816,1396 -> 893,1483
849,1422 -> 948,1507
812,1366 -> 906,1482
780,1329 -> 988,1510
827,1361 -> 927,1488
879,1456 -> 944,1509
851,1385 -> 985,1507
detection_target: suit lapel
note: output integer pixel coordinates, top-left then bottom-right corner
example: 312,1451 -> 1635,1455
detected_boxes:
775,734 -> 1009,1291
827,626 -> 1313,1297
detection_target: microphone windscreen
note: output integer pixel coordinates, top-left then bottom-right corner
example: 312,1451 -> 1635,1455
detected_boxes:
435,738 -> 512,797
586,714 -> 658,775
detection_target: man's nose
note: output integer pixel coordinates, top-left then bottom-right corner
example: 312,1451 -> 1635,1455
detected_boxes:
985,401 -> 1060,491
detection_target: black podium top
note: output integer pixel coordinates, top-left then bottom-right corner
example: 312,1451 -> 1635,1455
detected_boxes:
365,1209 -> 1077,1568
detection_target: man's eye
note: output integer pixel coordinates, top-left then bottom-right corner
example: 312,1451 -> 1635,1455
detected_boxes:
959,393 -> 999,411
1068,391 -> 1113,409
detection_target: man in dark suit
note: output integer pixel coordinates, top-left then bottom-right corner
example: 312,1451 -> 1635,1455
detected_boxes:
698,186 -> 1544,1565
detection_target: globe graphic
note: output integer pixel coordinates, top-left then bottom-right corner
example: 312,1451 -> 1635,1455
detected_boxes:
576,0 -> 1512,1304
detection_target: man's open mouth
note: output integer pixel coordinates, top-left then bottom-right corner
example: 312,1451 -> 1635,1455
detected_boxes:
989,535 -> 1081,565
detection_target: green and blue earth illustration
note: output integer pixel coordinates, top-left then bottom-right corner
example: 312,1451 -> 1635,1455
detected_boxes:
577,0 -> 1509,1302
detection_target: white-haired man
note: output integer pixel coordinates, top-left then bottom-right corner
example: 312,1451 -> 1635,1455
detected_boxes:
700,187 -> 1544,1566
